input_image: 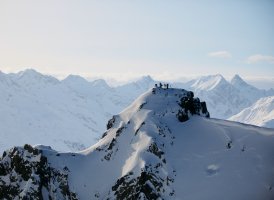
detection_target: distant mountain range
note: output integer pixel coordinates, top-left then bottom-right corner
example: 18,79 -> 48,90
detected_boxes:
0,69 -> 155,152
229,96 -> 274,128
1,87 -> 273,199
181,74 -> 274,119
0,69 -> 273,152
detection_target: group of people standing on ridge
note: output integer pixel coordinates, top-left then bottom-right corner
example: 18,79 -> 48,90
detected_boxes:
155,82 -> 169,89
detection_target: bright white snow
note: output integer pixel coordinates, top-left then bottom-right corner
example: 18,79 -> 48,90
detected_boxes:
229,96 -> 274,128
0,69 -> 273,154
0,70 -> 156,153
182,74 -> 274,119
36,88 -> 274,199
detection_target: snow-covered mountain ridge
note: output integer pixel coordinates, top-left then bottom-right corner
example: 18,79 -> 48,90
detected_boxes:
0,69 -> 153,152
1,88 -> 273,200
184,74 -> 274,119
0,69 -> 273,153
229,96 -> 274,128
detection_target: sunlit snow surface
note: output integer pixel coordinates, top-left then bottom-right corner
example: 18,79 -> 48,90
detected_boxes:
0,70 -> 155,152
0,70 -> 273,153
33,88 -> 274,199
229,96 -> 274,128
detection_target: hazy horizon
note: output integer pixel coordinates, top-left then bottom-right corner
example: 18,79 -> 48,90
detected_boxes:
1,67 -> 274,90
1,1 -> 274,79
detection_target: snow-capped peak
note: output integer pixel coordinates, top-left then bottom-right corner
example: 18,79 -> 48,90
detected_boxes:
132,75 -> 155,88
137,75 -> 154,83
15,68 -> 59,86
1,87 -> 273,200
63,74 -> 89,85
230,74 -> 255,89
91,79 -> 110,89
17,68 -> 41,77
231,74 -> 245,85
17,69 -> 49,80
191,74 -> 227,91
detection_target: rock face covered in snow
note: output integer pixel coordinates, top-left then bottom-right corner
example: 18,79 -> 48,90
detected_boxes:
176,90 -> 210,122
0,145 -> 77,200
1,87 -> 274,200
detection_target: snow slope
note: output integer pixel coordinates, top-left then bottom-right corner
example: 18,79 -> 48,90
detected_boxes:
1,69 -> 273,153
1,88 -> 273,199
0,70 -> 157,153
183,74 -> 274,119
231,74 -> 273,104
0,70 -> 125,152
229,96 -> 274,128
115,75 -> 156,104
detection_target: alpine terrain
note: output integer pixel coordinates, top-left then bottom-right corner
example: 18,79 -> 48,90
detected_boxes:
182,74 -> 274,119
0,69 -> 155,152
229,96 -> 274,128
0,69 -> 273,153
1,87 -> 273,200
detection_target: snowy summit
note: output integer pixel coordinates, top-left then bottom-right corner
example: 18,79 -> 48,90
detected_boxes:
0,87 -> 274,200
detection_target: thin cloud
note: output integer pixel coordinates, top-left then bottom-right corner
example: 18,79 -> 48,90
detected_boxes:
246,54 -> 274,64
208,51 -> 231,58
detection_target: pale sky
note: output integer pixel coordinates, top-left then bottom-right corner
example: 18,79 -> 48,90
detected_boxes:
0,0 -> 273,80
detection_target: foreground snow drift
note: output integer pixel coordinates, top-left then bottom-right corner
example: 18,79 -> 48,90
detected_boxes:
1,88 -> 274,200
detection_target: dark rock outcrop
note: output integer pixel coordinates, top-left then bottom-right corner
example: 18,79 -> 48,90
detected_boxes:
177,91 -> 210,122
0,145 -> 78,200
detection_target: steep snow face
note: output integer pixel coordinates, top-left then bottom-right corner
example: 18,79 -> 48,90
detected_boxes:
0,71 -> 159,153
187,75 -> 249,119
230,74 -> 273,103
231,74 -> 249,87
1,70 -> 273,153
229,96 -> 274,128
13,69 -> 60,89
0,70 -> 129,153
191,74 -> 227,91
185,74 -> 274,119
1,88 -> 273,200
